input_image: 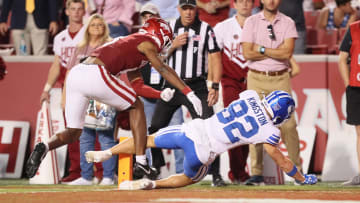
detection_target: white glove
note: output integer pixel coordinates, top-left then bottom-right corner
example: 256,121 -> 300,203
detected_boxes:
160,88 -> 175,102
186,91 -> 203,117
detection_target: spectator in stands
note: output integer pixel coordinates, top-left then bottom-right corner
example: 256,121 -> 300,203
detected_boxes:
316,0 -> 356,30
280,0 -> 307,54
137,0 -> 180,21
89,0 -> 135,38
196,0 -> 231,27
0,0 -> 58,55
303,0 -> 326,11
338,20 -> 360,186
138,2 -> 185,176
240,0 -> 302,186
213,0 -> 253,184
62,13 -> 117,186
40,0 -> 85,184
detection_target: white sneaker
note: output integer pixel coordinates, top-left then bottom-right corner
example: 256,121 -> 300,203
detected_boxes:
92,177 -> 101,185
68,177 -> 93,185
99,177 -> 114,185
118,179 -> 155,190
85,150 -> 112,163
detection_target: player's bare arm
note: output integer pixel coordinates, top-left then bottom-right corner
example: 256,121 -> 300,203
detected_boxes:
40,55 -> 61,104
263,143 -> 305,182
242,42 -> 268,61
137,41 -> 187,92
338,51 -> 350,87
154,173 -> 195,189
258,38 -> 295,60
207,51 -> 222,106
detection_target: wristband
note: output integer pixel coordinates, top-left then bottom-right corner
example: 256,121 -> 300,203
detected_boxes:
286,165 -> 298,177
44,83 -> 51,92
259,46 -> 265,55
211,82 -> 219,90
181,86 -> 192,95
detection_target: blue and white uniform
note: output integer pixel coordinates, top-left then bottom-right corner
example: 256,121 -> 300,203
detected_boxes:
154,90 -> 281,181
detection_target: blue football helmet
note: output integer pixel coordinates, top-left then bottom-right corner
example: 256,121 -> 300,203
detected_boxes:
262,90 -> 295,126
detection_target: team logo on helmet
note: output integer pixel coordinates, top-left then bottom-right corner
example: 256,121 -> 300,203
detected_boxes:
139,18 -> 173,52
262,90 -> 295,126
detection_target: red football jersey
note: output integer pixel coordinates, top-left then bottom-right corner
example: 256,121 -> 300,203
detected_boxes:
91,33 -> 161,76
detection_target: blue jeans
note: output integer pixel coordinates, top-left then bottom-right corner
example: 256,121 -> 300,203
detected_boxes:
80,127 -> 117,180
141,97 -> 185,173
108,23 -> 129,38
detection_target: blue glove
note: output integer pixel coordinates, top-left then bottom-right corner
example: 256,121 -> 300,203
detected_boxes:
296,174 -> 317,185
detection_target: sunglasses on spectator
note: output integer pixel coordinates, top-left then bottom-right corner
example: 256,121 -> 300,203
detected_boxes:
267,25 -> 276,40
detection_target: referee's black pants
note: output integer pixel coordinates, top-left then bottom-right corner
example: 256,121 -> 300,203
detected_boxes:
148,79 -> 220,176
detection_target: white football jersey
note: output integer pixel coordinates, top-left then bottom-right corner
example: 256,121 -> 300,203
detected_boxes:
213,16 -> 248,69
53,26 -> 85,68
183,90 -> 280,162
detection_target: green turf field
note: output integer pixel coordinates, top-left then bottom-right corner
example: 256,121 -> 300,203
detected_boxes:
1,179 -> 359,194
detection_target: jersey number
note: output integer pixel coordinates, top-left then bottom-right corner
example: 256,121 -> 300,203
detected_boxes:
216,100 -> 259,143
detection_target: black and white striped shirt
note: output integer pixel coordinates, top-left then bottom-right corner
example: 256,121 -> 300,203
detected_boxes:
168,17 -> 220,79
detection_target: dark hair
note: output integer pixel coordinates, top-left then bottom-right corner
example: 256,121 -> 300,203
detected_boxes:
335,0 -> 351,6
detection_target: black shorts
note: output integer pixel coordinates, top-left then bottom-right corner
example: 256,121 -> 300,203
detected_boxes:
346,86 -> 360,125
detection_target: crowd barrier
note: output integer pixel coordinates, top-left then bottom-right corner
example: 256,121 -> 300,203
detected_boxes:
0,55 -> 357,181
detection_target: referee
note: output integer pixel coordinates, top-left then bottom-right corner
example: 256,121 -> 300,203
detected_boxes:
148,0 -> 224,187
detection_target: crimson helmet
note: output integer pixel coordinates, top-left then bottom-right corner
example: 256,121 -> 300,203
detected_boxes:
139,17 -> 173,52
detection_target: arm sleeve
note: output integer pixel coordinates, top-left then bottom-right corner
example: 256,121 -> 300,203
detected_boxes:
339,28 -> 352,53
213,24 -> 224,50
130,78 -> 161,99
284,18 -> 299,40
207,25 -> 221,53
240,17 -> 255,43
0,0 -> 12,23
48,0 -> 58,22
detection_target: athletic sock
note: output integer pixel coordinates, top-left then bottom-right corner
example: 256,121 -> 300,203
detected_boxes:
135,155 -> 147,165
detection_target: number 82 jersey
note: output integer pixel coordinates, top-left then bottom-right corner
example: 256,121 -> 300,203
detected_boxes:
204,90 -> 281,155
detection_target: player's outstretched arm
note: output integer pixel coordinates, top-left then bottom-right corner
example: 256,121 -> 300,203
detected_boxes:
119,173 -> 195,190
154,173 -> 195,189
263,143 -> 317,185
85,135 -> 157,163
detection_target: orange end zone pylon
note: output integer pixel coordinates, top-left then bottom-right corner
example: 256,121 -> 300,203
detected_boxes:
118,137 -> 133,187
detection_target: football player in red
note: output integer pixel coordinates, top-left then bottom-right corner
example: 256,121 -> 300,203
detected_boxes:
25,18 -> 203,180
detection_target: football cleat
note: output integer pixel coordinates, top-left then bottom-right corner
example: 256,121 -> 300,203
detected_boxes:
25,142 -> 48,178
133,162 -> 158,180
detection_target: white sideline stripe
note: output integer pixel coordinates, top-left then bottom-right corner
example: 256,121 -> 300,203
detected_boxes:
154,199 -> 360,203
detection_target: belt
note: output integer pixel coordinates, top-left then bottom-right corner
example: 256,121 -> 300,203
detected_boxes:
250,69 -> 289,76
182,77 -> 206,84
